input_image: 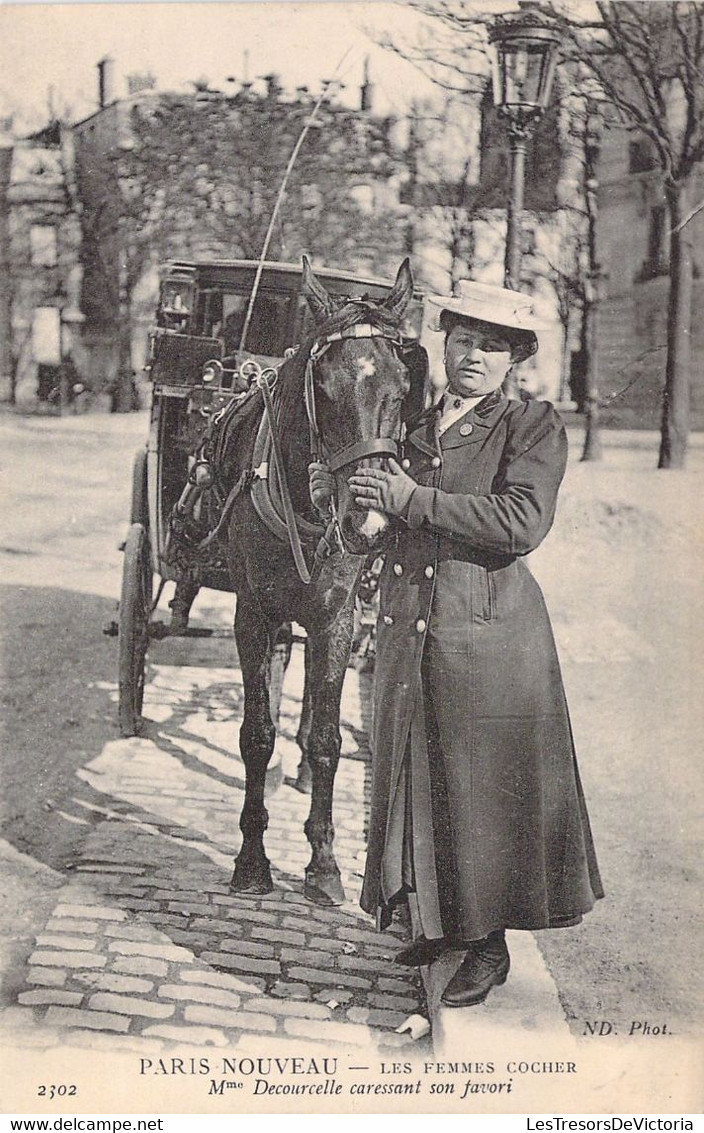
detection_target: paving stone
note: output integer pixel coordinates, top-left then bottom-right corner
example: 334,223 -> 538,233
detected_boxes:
18,990 -> 84,1007
342,955 -> 399,975
269,981 -> 311,1000
313,989 -> 354,1006
287,967 -> 371,990
307,907 -> 357,926
44,1006 -> 130,1032
250,929 -> 307,952
178,969 -> 265,994
36,934 -> 97,952
96,885 -> 148,898
154,890 -> 209,902
103,923 -> 162,941
219,939 -> 274,958
308,936 -> 353,953
107,941 -> 193,962
112,957 -> 169,978
158,984 -> 241,1009
26,968 -> 67,988
135,913 -> 187,928
210,895 -> 242,907
376,976 -> 421,994
347,1005 -> 409,1029
368,993 -> 420,1012
45,919 -> 100,935
120,900 -> 161,912
201,952 -> 280,977
74,973 -> 154,995
223,908 -> 277,926
53,904 -> 127,921
282,916 -> 316,934
190,919 -> 241,935
280,946 -> 336,968
28,951 -> 106,970
167,902 -> 216,916
143,1024 -> 229,1046
88,993 -> 175,1019
282,1017 -> 369,1045
183,1005 -> 277,1032
244,998 -> 331,1021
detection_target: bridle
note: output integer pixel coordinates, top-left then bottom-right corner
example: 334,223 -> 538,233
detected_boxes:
253,316 -> 413,584
304,322 -> 406,473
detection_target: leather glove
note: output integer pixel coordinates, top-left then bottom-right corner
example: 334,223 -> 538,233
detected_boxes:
308,460 -> 334,513
348,458 -> 417,518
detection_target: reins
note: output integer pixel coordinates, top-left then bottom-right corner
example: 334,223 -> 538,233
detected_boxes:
176,317 -> 410,588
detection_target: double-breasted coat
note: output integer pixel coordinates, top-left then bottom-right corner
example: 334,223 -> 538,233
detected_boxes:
360,389 -> 603,940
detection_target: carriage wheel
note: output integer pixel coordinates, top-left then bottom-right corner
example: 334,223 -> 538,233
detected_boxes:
118,523 -> 152,737
130,447 -> 148,527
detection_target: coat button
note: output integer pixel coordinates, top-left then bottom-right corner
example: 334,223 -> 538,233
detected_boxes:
431,456 -> 441,468
424,565 -> 434,578
383,614 -> 394,626
459,422 -> 473,436
401,458 -> 411,470
393,563 -> 403,576
415,619 -> 426,633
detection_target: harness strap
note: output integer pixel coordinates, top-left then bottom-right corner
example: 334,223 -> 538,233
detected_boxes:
257,367 -> 316,586
327,437 -> 398,473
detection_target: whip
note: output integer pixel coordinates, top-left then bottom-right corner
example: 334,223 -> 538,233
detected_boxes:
238,46 -> 355,352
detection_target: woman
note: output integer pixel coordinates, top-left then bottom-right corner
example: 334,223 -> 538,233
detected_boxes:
310,280 -> 603,1008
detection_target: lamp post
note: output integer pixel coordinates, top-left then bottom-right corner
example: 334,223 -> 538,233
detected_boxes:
489,5 -> 562,290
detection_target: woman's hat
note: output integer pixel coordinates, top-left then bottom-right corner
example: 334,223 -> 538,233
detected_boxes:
427,280 -> 552,362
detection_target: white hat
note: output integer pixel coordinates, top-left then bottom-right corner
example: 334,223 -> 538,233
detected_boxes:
427,280 -> 551,361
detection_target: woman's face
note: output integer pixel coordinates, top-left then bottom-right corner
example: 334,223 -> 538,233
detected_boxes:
444,319 -> 514,398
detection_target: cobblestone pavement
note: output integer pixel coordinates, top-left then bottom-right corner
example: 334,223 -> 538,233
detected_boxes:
1,637 -> 429,1056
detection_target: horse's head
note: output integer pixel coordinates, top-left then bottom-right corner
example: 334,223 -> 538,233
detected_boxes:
301,257 -> 416,556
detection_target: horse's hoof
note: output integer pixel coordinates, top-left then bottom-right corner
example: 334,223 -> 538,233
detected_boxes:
304,869 -> 345,907
230,861 -> 273,895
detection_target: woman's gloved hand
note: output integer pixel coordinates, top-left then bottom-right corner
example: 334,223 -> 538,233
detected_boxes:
308,460 -> 335,514
348,458 -> 417,517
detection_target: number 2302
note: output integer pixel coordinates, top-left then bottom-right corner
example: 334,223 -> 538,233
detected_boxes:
38,1085 -> 77,1099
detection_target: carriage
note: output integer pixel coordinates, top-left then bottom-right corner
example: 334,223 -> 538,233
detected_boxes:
118,257 -> 422,738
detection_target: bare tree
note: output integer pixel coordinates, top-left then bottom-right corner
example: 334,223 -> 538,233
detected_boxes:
549,0 -> 704,468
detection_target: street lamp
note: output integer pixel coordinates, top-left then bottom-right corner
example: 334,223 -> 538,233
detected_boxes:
488,5 -> 562,290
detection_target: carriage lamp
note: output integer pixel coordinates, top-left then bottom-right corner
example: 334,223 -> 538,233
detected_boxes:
488,4 -> 562,289
202,359 -> 223,384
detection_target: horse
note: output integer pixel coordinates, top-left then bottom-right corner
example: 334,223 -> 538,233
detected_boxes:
214,256 -> 417,906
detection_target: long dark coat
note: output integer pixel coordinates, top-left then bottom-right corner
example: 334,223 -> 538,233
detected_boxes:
360,389 -> 603,939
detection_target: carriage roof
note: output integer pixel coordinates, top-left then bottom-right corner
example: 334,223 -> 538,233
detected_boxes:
159,258 -> 407,295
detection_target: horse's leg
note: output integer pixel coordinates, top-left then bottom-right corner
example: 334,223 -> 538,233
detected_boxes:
231,595 -> 276,894
293,638 -> 313,794
303,603 -> 355,906
169,577 -> 200,633
267,621 -> 293,729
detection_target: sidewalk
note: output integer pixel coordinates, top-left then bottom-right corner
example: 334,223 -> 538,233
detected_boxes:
0,631 -> 571,1059
0,642 -> 428,1055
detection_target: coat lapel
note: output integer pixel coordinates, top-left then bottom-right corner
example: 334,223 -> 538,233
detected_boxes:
407,405 -> 442,458
440,388 -> 507,450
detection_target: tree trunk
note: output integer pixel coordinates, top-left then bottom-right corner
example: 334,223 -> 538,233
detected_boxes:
581,281 -> 602,462
658,180 -> 693,469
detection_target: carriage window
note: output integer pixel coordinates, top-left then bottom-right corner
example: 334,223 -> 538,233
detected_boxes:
202,290 -> 294,357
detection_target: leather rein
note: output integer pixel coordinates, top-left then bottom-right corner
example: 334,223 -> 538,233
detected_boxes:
256,322 -> 405,586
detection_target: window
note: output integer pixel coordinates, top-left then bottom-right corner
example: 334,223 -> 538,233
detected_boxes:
32,307 -> 61,364
629,137 -> 657,174
30,225 -> 58,267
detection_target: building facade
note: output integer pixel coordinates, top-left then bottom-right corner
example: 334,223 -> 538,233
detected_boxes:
596,125 -> 704,428
0,121 -> 84,407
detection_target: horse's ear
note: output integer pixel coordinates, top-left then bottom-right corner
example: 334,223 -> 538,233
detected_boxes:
301,255 -> 334,322
383,258 -> 414,323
